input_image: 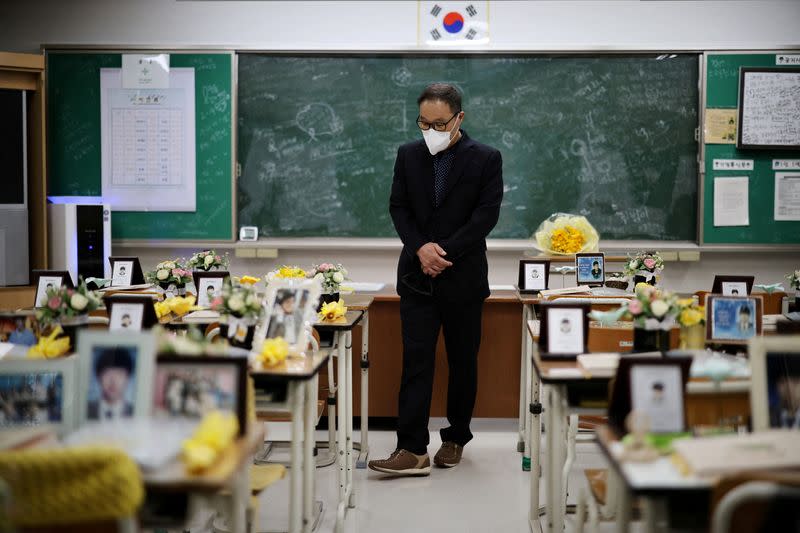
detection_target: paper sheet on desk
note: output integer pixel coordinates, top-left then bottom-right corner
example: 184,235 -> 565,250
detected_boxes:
713,176 -> 749,226
342,282 -> 386,292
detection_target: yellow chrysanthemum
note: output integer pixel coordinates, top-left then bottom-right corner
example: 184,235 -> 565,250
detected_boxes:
257,337 -> 289,367
274,266 -> 307,279
679,308 -> 704,327
167,295 -> 197,317
533,214 -> 599,255
237,275 -> 261,285
182,410 -> 239,473
550,226 -> 586,254
27,326 -> 71,359
318,300 -> 347,322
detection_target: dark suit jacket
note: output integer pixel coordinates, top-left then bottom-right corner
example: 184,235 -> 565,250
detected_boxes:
389,130 -> 503,302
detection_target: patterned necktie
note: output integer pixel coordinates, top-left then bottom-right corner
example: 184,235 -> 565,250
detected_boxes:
433,150 -> 455,207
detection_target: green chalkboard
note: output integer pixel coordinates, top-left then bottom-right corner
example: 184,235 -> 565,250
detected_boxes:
238,54 -> 699,240
46,52 -> 234,240
703,53 -> 800,245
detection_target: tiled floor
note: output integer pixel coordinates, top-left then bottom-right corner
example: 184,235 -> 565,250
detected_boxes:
204,418 -> 644,533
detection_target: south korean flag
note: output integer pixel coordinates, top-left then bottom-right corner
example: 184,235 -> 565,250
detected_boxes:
420,1 -> 489,46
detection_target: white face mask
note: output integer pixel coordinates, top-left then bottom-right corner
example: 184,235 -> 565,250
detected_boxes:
421,117 -> 460,155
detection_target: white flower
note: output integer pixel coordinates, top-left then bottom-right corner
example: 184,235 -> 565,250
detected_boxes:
314,273 -> 324,282
628,260 -> 638,270
245,294 -> 257,307
156,269 -> 170,281
333,272 -> 344,283
204,255 -> 214,267
651,299 -> 669,318
70,293 -> 89,311
163,261 -> 176,270
228,295 -> 245,312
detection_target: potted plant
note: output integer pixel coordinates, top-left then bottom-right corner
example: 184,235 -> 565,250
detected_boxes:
35,279 -> 101,349
146,260 -> 193,297
623,283 -> 680,352
187,250 -> 229,272
676,297 -> 705,350
787,269 -> 800,309
623,251 -> 664,287
211,281 -> 263,350
310,263 -> 349,307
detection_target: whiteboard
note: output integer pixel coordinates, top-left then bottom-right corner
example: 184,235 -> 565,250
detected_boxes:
737,68 -> 800,149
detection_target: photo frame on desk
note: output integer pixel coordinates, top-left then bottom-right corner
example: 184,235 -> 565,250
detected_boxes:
108,257 -> 146,287
575,252 -> 605,287
749,336 -> 800,431
706,294 -> 763,345
153,355 -> 247,436
0,313 -> 42,346
257,279 -> 321,354
608,356 -> 692,434
104,294 -> 158,332
31,270 -> 74,308
518,259 -> 550,294
538,302 -> 590,359
0,356 -> 78,437
712,275 -> 754,296
193,271 -> 230,308
76,330 -> 155,426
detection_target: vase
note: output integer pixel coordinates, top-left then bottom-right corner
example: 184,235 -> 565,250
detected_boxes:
219,316 -> 257,350
633,327 -> 670,353
57,315 -> 89,352
633,271 -> 657,287
679,324 -> 705,350
317,291 -> 340,312
159,282 -> 186,298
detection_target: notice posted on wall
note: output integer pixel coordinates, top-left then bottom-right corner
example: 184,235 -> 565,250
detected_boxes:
775,172 -> 800,221
100,68 -> 196,212
713,176 -> 749,227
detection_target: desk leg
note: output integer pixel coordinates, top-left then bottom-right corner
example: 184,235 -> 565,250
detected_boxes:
357,311 -> 370,469
518,304 -> 530,453
562,414 -> 578,519
327,355 -> 337,464
615,482 -> 632,533
229,459 -> 249,533
528,364 -> 543,532
335,331 -> 347,533
346,330 -> 355,508
303,374 -> 317,533
290,382 -> 304,533
546,385 -> 567,533
523,305 -> 535,470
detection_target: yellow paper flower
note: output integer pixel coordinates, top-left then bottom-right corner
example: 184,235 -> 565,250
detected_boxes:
318,299 -> 347,322
166,295 -> 197,317
533,213 -> 599,255
181,410 -> 239,473
27,326 -> 71,359
237,275 -> 261,285
257,337 -> 289,367
154,300 -> 172,319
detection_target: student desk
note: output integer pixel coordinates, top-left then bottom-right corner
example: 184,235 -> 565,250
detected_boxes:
313,310 -> 364,533
252,352 -> 330,533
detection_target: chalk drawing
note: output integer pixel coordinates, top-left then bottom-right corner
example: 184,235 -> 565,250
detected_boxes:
296,103 -> 343,140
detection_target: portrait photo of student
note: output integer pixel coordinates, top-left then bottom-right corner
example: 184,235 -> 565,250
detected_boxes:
575,253 -> 605,285
193,272 -> 229,308
708,295 -> 761,343
543,306 -> 585,355
518,260 -> 549,293
87,346 -> 137,421
35,276 -> 63,307
111,260 -> 134,287
721,281 -> 748,296
266,288 -> 303,344
109,303 -> 145,332
766,353 -> 800,430
630,365 -> 685,433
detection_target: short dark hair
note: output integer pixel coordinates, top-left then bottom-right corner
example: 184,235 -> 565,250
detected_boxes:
417,83 -> 462,113
94,347 -> 134,376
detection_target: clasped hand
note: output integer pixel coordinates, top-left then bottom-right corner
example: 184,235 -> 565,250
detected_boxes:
417,242 -> 452,278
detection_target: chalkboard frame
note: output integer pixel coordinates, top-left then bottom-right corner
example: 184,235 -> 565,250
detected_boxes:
736,66 -> 800,150
43,47 -> 237,242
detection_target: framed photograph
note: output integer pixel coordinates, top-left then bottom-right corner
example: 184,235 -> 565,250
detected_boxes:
193,271 -> 230,308
711,275 -> 754,296
31,270 -> 74,308
608,356 -> 692,434
575,252 -> 605,286
538,303 -> 590,359
749,336 -> 800,431
707,295 -> 763,345
76,330 -> 155,425
257,279 -> 321,353
153,356 -> 247,435
108,256 -> 146,287
518,260 -> 550,294
104,294 -> 158,332
0,313 -> 41,346
0,356 -> 77,436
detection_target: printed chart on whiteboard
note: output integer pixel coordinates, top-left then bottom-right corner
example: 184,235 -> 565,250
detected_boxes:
100,68 -> 196,211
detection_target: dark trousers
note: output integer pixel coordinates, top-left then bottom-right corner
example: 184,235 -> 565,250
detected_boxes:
396,294 -> 484,455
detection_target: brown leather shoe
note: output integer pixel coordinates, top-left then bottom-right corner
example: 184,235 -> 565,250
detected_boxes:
434,441 -> 463,468
368,449 -> 431,476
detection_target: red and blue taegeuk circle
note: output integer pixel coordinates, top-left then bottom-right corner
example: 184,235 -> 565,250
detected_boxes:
443,12 -> 464,34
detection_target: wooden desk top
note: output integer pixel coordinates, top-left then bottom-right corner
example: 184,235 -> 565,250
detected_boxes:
313,310 -> 364,331
352,285 -> 520,304
143,425 -> 265,493
342,294 -> 375,310
250,351 -> 330,381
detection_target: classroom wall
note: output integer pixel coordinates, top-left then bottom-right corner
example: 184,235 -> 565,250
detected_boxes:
2,0 -> 798,294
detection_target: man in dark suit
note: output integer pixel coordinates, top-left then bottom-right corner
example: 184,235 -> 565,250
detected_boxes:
369,83 -> 503,476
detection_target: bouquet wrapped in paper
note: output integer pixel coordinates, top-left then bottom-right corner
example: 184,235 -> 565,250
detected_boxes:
533,213 -> 599,255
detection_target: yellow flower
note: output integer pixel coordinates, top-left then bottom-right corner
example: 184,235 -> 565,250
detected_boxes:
550,226 -> 586,254
237,275 -> 261,285
167,295 -> 197,317
257,337 -> 289,367
679,306 -> 705,327
181,410 -> 239,473
154,300 -> 172,319
318,299 -> 347,322
533,214 -> 599,255
274,266 -> 307,279
27,326 -> 71,359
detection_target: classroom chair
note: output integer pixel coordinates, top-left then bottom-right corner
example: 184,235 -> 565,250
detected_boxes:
0,446 -> 143,533
711,471 -> 800,533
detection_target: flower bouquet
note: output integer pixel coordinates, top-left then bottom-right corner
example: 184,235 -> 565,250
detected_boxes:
35,280 -> 102,349
266,265 -> 307,283
533,213 -> 600,255
311,263 -> 348,307
676,297 -> 705,350
787,269 -> 800,307
624,283 -> 680,352
146,259 -> 193,297
187,250 -> 229,272
211,281 -> 263,349
623,251 -> 664,286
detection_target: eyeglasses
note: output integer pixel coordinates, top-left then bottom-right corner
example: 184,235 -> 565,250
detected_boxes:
416,111 -> 459,132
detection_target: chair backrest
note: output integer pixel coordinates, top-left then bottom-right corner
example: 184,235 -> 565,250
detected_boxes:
711,476 -> 800,533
